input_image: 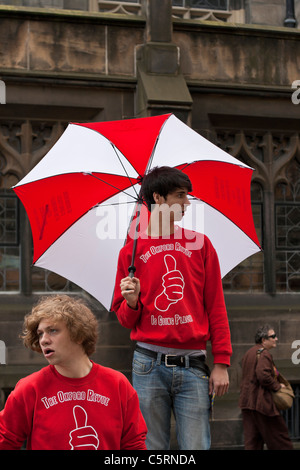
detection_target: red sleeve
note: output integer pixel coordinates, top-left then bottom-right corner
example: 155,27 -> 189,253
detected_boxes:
0,383 -> 33,450
203,239 -> 232,366
119,379 -> 147,450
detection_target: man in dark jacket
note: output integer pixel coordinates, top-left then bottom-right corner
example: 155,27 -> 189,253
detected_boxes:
239,324 -> 293,450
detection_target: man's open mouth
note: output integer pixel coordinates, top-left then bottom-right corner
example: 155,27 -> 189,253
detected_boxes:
44,348 -> 54,358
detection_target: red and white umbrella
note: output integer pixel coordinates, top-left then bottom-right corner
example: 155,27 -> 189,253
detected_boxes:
13,114 -> 261,310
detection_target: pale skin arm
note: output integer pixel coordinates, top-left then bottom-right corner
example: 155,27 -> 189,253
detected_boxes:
209,364 -> 229,397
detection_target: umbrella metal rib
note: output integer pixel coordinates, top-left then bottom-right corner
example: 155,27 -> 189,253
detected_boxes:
88,172 -> 139,202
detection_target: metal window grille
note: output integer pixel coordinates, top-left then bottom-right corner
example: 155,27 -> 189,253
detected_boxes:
275,203 -> 300,292
98,0 -> 229,12
0,193 -> 19,247
0,192 -> 20,291
173,0 -> 228,10
283,384 -> 300,441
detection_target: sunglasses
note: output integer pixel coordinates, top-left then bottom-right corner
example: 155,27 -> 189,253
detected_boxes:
267,334 -> 277,339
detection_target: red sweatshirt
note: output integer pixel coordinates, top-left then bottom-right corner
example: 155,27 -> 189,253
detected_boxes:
112,227 -> 232,365
0,362 -> 147,450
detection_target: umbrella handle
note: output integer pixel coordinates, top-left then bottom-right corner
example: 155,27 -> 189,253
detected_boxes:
127,198 -> 143,279
128,265 -> 136,278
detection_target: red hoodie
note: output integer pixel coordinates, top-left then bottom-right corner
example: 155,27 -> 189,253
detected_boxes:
112,228 -> 232,365
0,362 -> 147,450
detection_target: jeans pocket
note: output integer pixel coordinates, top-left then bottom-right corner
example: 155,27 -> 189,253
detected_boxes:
189,365 -> 210,381
132,351 -> 155,375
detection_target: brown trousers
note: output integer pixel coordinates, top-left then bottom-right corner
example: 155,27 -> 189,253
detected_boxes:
242,410 -> 293,450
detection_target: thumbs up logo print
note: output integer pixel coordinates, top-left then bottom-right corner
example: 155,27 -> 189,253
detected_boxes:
69,405 -> 99,450
154,255 -> 185,312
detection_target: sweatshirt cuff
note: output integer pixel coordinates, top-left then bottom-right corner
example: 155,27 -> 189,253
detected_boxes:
213,354 -> 231,367
125,298 -> 142,314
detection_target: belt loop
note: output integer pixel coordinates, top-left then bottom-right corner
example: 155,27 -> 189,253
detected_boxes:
156,352 -> 162,366
185,355 -> 190,368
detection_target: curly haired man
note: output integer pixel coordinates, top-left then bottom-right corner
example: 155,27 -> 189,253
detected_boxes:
0,295 -> 146,450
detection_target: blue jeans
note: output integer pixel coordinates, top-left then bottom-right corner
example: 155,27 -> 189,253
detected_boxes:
132,349 -> 211,450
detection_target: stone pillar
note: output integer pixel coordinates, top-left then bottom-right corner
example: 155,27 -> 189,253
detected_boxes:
136,0 -> 192,124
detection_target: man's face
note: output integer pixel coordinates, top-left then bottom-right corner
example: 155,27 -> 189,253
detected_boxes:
155,187 -> 190,222
37,319 -> 83,368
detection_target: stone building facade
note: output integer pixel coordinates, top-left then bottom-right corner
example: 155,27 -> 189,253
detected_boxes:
0,0 -> 300,449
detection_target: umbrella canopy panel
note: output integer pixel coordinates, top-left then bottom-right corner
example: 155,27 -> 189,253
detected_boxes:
33,188 -> 139,309
14,172 -> 139,263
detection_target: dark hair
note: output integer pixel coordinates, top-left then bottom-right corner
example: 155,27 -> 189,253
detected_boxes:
141,166 -> 192,211
255,324 -> 274,344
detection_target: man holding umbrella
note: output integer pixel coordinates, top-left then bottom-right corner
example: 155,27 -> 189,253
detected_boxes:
112,166 -> 232,450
